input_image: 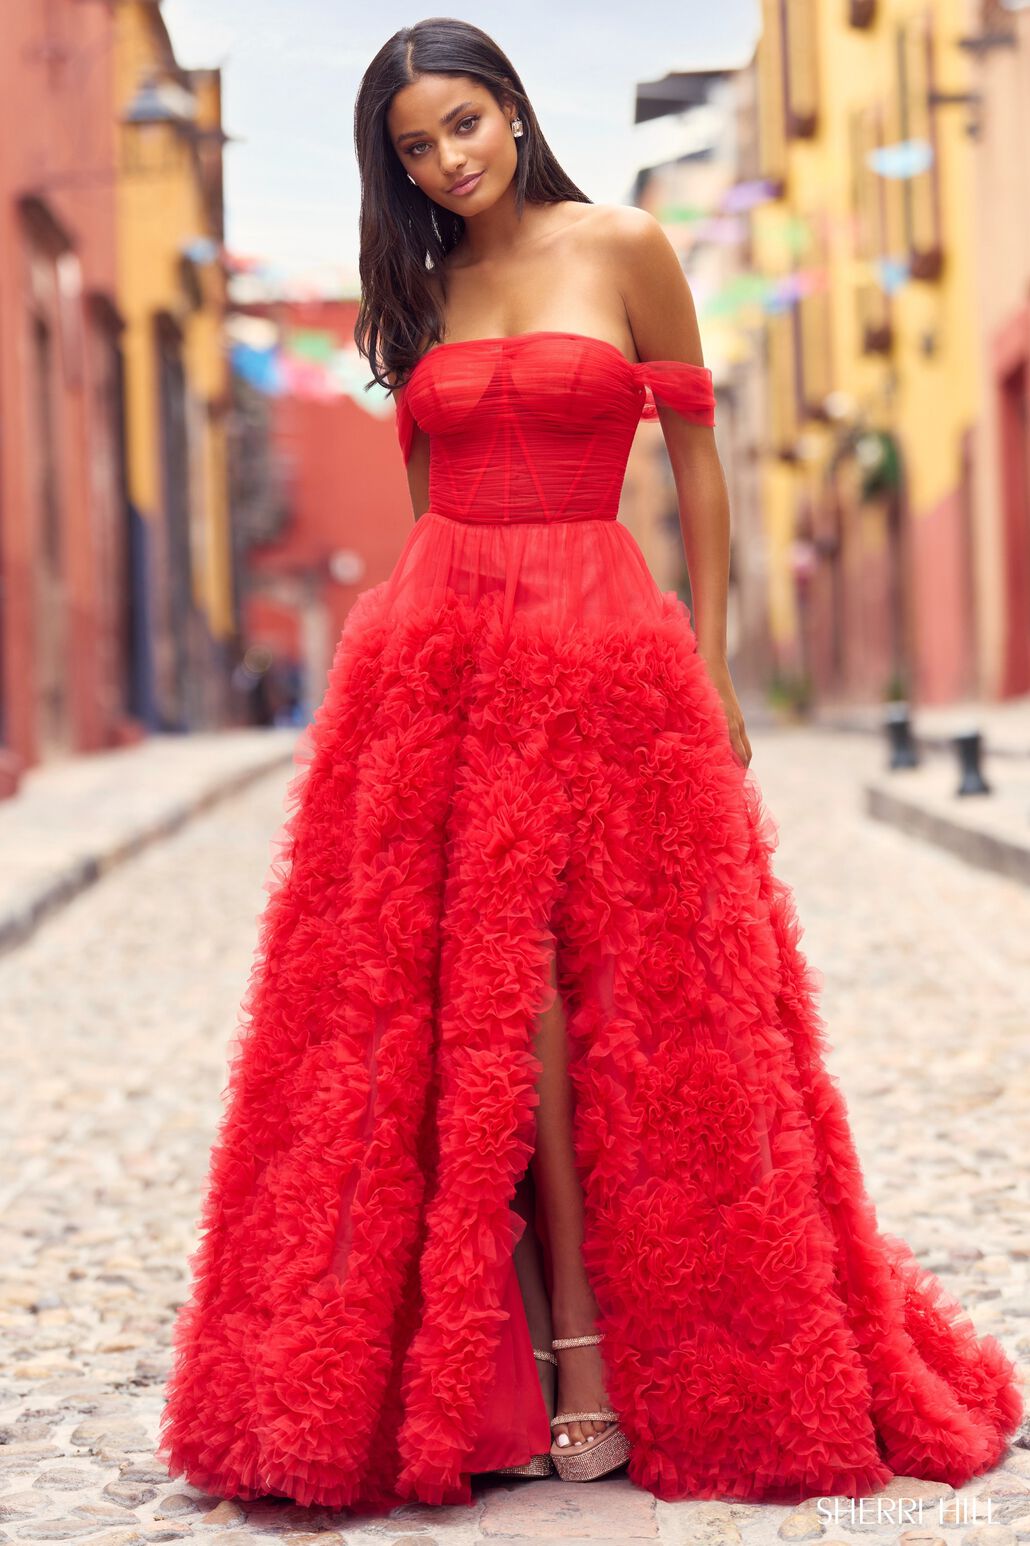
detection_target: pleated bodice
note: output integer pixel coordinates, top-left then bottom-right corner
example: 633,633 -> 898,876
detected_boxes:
393,330 -> 716,526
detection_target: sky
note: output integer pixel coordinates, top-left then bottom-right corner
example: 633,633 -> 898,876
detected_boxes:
162,0 -> 762,293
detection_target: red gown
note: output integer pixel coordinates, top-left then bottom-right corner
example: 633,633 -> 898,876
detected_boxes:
157,331 -> 1023,1514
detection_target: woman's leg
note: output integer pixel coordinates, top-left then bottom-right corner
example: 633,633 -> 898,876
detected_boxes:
530,948 -> 612,1451
509,1167 -> 555,1422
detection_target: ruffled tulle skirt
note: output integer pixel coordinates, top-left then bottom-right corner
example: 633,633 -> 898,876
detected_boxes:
156,511 -> 1023,1515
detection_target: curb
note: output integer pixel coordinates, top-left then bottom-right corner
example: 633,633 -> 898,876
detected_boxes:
0,738 -> 297,959
813,709 -> 1030,763
864,780 -> 1030,888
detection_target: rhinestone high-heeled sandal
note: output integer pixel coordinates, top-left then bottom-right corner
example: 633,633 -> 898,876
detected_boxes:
549,1332 -> 630,1481
487,1347 -> 557,1477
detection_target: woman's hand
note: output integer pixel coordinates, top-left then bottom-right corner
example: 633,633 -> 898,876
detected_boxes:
702,654 -> 752,769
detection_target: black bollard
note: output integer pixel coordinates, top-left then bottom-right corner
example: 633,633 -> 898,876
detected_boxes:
884,701 -> 920,769
953,728 -> 991,796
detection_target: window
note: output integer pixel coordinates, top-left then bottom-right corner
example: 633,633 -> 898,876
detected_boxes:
797,255 -> 833,412
848,103 -> 885,262
782,0 -> 820,139
849,103 -> 895,355
758,0 -> 788,188
856,282 -> 894,356
896,10 -> 943,279
767,310 -> 802,456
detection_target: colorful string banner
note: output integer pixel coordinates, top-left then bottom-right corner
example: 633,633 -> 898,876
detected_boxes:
876,257 -> 912,294
658,178 -> 781,224
720,178 -> 782,214
229,321 -> 394,412
230,342 -> 284,395
866,139 -> 934,179
700,266 -> 829,321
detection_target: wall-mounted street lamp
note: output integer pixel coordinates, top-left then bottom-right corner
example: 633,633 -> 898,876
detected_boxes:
957,28 -> 1017,55
119,73 -> 199,178
122,75 -> 198,128
926,88 -> 983,139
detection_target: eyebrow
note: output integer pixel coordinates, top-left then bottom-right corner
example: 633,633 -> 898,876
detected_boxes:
396,100 -> 478,145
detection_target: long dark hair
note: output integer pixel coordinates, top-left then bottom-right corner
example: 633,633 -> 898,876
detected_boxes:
353,17 -> 591,393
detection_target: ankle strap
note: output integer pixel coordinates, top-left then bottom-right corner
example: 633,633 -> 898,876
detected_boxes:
550,1408 -> 618,1425
551,1333 -> 603,1350
532,1347 -> 558,1364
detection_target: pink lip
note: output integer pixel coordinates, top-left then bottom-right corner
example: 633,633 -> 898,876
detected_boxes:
449,170 -> 483,195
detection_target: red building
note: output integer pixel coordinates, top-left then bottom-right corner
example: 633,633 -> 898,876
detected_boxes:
970,0 -> 1030,701
0,0 -> 135,795
232,298 -> 414,720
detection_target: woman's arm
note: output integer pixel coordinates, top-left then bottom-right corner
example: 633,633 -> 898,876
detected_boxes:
613,207 -> 751,769
388,362 -> 431,521
405,422 -> 431,521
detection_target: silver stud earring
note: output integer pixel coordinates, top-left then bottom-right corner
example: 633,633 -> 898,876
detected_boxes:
511,117 -> 523,138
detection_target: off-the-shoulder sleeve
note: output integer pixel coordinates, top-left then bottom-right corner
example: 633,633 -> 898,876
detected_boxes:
633,359 -> 716,427
395,383 -> 417,466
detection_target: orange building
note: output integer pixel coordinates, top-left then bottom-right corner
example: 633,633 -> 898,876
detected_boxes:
114,0 -> 237,732
752,0 -> 991,710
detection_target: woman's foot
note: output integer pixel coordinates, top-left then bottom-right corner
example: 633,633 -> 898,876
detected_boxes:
549,1307 -> 612,1450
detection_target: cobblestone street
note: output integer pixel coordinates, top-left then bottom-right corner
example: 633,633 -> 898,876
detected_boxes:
2,727 -> 1028,1546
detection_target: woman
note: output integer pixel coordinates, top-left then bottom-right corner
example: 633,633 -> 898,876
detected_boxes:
156,16 -> 1023,1518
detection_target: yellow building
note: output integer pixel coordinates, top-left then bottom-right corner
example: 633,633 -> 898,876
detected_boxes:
752,0 -> 981,708
115,0 -> 235,729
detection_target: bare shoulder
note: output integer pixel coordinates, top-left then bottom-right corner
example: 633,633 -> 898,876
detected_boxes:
590,205 -> 704,365
594,205 -> 681,283
577,205 -> 695,306
577,203 -> 662,257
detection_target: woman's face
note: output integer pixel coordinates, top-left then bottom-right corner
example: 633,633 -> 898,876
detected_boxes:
387,73 -> 516,211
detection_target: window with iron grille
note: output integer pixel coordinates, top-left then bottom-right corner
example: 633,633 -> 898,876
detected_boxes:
782,0 -> 820,139
897,10 -> 944,280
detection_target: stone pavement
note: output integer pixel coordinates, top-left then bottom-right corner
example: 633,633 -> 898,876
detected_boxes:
0,726 -> 1028,1546
0,730 -> 297,955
